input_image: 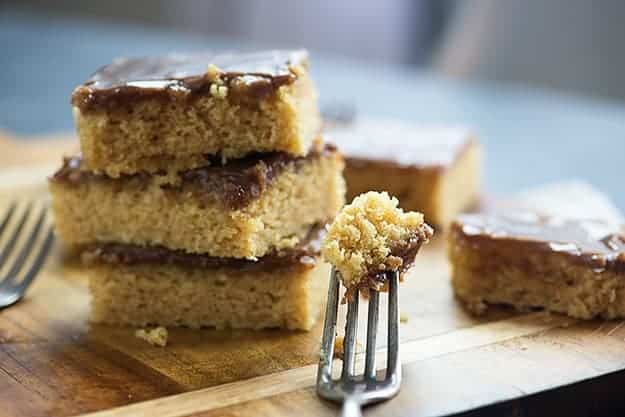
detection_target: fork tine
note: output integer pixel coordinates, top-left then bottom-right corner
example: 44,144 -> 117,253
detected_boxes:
364,289 -> 379,381
342,289 -> 359,378
15,227 -> 54,294
317,267 -> 340,385
386,271 -> 401,382
2,206 -> 48,284
0,203 -> 17,236
0,202 -> 33,267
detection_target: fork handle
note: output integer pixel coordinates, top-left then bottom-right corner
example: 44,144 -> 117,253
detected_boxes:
341,395 -> 362,417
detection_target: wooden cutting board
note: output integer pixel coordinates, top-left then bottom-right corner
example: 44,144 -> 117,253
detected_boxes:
2,134 -> 625,417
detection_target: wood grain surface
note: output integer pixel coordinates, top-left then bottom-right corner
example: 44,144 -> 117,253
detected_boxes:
1,134 -> 625,417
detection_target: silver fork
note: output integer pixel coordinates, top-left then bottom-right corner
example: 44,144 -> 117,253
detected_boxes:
0,201 -> 55,309
317,267 -> 401,417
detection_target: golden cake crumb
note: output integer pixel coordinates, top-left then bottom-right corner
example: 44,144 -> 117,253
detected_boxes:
333,336 -> 345,359
400,312 -> 409,323
135,326 -> 168,347
333,335 -> 362,359
206,64 -> 221,81
321,191 -> 433,292
209,83 -> 228,99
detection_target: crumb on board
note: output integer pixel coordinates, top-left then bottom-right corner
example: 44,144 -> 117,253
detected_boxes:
400,312 -> 409,323
334,336 -> 345,359
206,64 -> 221,80
209,83 -> 228,99
333,335 -> 363,359
135,326 -> 168,347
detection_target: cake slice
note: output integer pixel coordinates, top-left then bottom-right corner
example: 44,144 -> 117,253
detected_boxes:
328,119 -> 480,227
72,50 -> 321,177
49,143 -> 345,259
449,212 -> 625,319
321,191 -> 433,294
84,226 -> 330,330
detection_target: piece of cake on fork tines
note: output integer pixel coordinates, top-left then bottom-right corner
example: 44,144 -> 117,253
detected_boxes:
322,191 -> 433,296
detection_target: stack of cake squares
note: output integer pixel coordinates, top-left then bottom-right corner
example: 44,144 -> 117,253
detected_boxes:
49,50 -> 345,330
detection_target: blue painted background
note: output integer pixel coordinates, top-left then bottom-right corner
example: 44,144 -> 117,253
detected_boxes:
2,10 -> 624,209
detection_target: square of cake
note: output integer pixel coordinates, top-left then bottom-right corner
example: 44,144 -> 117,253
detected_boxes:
72,50 -> 321,177
84,226 -> 330,330
322,191 -> 433,294
449,212 -> 625,319
49,143 -> 345,259
327,119 -> 480,227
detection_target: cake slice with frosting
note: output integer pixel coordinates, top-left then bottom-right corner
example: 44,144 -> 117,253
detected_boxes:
72,50 -> 321,177
449,211 -> 625,318
322,191 -> 433,295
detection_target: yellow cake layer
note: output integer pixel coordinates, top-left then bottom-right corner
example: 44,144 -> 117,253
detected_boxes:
89,260 -> 330,330
49,149 -> 345,259
74,64 -> 320,177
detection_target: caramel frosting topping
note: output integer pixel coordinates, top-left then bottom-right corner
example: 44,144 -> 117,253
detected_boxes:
359,223 -> 434,290
82,224 -> 326,271
71,50 -> 307,111
452,212 -> 625,272
51,143 -> 336,210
